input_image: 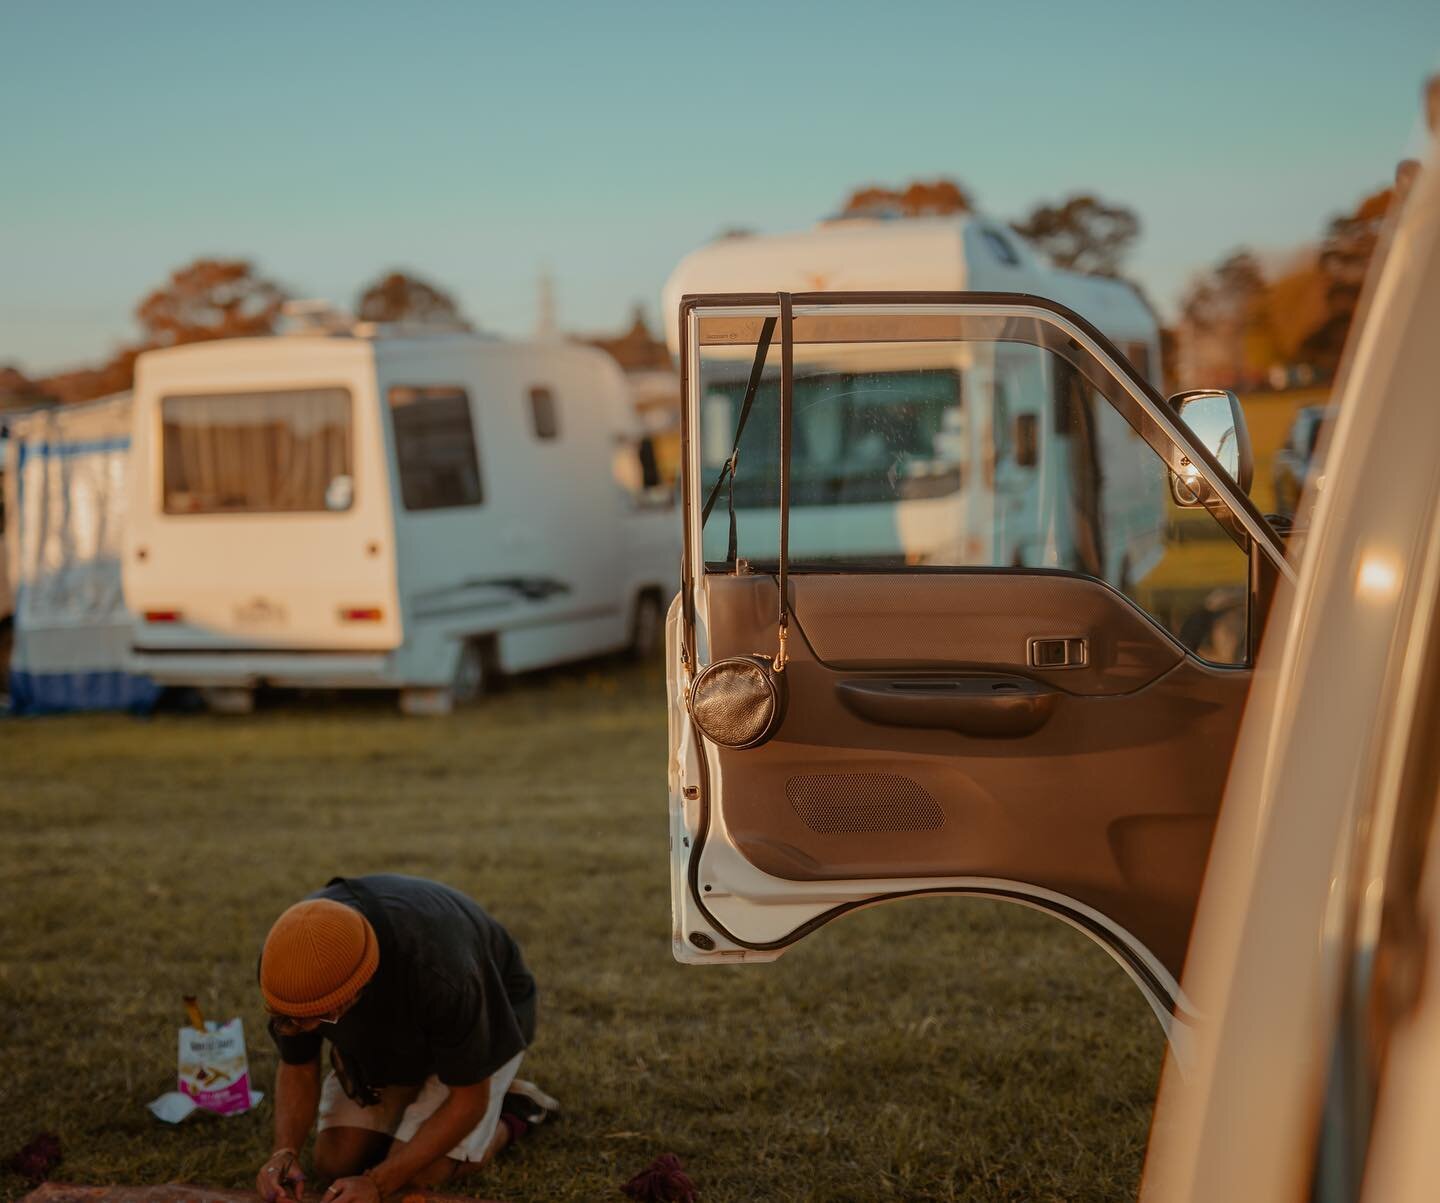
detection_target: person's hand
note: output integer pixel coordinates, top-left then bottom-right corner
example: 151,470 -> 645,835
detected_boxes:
322,1173 -> 381,1203
257,1148 -> 305,1203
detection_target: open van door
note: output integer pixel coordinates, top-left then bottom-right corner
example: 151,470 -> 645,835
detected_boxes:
667,293 -> 1292,1034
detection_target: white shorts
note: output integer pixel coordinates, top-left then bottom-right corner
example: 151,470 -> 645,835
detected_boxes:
316,1051 -> 524,1163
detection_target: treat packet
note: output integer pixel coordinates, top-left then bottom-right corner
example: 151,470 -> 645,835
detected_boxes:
148,1003 -> 262,1122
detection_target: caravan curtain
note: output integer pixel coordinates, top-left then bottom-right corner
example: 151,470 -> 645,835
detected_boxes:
162,388 -> 352,514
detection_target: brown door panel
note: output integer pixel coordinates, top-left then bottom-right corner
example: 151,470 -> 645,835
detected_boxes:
709,572 -> 1183,694
701,573 -> 1249,976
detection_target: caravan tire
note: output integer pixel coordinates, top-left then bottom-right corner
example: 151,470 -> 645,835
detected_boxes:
399,687 -> 453,717
201,686 -> 256,716
451,640 -> 490,705
628,592 -> 664,661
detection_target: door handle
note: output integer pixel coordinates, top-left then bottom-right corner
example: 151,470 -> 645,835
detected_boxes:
835,676 -> 1057,738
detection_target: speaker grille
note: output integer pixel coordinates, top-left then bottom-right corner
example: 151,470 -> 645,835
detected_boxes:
786,773 -> 944,834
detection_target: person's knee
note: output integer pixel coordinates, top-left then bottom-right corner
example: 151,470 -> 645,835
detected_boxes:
313,1128 -> 386,1180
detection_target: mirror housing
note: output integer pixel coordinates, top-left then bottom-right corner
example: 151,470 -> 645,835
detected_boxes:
1167,389 -> 1253,507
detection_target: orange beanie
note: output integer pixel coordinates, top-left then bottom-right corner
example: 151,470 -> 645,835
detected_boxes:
260,898 -> 379,1017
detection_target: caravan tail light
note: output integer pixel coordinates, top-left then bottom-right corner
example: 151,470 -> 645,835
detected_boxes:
144,609 -> 182,624
339,607 -> 384,623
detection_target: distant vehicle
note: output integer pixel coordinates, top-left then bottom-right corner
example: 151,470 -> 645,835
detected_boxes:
1270,402 -> 1336,516
1,425 -> 10,693
0,426 -> 10,626
124,325 -> 678,714
662,214 -> 1168,586
3,393 -> 155,714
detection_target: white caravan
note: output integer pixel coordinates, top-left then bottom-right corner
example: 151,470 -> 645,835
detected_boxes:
124,328 -> 678,713
663,215 -> 1165,584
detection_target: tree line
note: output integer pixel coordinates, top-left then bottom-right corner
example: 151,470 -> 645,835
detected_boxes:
3,268 -> 468,407
833,173 -> 1412,392
3,144 -> 1427,409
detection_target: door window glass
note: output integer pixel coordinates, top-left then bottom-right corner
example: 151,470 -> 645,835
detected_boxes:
162,388 -> 352,514
388,386 -> 483,511
696,314 -> 1252,665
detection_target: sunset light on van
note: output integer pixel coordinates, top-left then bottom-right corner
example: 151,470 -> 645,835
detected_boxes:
1355,549 -> 1402,601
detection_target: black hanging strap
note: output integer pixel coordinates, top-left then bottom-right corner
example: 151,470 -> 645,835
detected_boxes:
774,293 -> 793,670
699,316 -> 777,567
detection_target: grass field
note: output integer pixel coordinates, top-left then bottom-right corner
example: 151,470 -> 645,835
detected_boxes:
0,660 -> 1163,1203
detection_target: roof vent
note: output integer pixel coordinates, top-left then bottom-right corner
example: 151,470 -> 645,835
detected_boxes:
279,299 -> 354,336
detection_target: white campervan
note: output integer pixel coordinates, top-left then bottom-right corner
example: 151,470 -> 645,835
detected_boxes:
663,215 -> 1165,584
124,327 -> 678,713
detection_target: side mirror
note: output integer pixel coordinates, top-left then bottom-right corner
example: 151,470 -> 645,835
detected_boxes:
1167,389 -> 1253,507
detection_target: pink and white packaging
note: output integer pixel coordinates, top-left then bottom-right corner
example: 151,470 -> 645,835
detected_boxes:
148,1018 -> 263,1123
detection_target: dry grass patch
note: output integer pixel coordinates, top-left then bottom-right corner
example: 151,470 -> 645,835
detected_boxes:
1,662 -> 1161,1202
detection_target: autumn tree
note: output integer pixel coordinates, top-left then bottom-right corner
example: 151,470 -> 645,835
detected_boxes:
1299,185 -> 1394,379
135,258 -> 288,349
838,177 -> 974,218
1011,194 -> 1141,278
1177,250 -> 1271,389
355,271 -> 468,327
0,365 -> 54,410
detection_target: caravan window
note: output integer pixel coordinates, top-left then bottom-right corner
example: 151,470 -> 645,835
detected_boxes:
388,386 -> 483,511
529,387 -> 560,440
701,369 -> 964,509
162,388 -> 352,514
980,227 -> 1021,266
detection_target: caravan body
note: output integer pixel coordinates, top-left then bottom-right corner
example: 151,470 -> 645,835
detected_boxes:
662,215 -> 1164,582
125,330 -> 678,709
4,394 -> 159,713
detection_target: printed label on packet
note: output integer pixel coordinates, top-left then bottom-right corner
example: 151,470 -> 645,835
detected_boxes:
177,1018 -> 256,1116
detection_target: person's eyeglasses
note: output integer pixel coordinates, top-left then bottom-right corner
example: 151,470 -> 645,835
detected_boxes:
267,1007 -> 346,1036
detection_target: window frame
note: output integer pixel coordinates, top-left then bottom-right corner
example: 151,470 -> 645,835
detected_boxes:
679,294 -> 1294,671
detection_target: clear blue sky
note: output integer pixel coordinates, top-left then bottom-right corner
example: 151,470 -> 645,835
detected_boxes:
2,0 -> 1436,373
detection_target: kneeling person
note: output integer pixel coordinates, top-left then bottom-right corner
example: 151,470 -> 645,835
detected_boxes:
254,875 -> 556,1203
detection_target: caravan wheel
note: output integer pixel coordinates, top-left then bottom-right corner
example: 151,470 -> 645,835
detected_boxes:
451,640 -> 489,705
201,686 -> 256,716
627,592 -> 664,660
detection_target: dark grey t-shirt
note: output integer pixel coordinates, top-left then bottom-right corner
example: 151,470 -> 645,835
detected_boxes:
268,875 -> 536,1093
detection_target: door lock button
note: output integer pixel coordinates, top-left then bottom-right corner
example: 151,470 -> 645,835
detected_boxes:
1028,637 -> 1087,669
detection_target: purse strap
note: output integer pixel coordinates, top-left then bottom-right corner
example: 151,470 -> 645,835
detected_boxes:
773,292 -> 793,672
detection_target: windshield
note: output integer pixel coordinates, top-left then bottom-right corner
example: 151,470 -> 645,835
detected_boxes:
161,387 -> 353,515
701,368 -> 962,507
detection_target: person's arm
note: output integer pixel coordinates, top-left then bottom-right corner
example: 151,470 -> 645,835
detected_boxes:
275,1058 -> 323,1154
257,1059 -> 321,1202
328,1080 -> 491,1201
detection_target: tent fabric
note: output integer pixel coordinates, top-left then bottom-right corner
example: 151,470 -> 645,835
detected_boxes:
4,395 -> 160,715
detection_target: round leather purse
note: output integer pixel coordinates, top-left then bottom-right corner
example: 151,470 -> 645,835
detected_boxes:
688,649 -> 787,750
687,292 -> 795,752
